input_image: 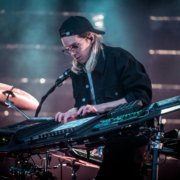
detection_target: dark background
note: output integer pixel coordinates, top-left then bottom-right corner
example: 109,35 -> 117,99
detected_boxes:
0,0 -> 180,179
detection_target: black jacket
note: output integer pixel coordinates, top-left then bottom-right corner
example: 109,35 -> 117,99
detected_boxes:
70,44 -> 152,109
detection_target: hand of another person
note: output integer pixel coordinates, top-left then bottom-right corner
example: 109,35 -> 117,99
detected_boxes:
55,108 -> 78,124
77,104 -> 105,117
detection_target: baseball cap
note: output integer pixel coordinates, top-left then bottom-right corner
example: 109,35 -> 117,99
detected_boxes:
59,16 -> 105,38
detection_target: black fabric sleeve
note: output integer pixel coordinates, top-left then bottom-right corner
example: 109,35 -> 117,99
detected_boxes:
115,49 -> 152,106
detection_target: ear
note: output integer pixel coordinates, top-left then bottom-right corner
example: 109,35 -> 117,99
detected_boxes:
89,34 -> 95,44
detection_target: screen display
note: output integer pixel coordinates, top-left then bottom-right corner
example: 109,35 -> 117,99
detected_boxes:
51,116 -> 96,132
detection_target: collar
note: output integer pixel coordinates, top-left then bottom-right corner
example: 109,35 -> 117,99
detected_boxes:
94,44 -> 107,73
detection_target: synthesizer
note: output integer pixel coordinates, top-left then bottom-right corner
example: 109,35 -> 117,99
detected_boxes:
1,95 -> 180,153
0,117 -> 60,142
107,99 -> 142,118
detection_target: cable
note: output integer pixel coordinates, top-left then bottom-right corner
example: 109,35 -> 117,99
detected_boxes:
138,110 -> 149,118
0,176 -> 11,179
159,155 -> 166,166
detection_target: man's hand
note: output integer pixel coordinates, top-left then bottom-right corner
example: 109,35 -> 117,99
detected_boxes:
77,98 -> 128,117
55,108 -> 78,124
77,104 -> 105,116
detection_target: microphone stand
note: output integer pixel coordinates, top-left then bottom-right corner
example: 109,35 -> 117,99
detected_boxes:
35,69 -> 70,117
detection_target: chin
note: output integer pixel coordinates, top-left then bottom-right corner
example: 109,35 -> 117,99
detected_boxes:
77,59 -> 86,64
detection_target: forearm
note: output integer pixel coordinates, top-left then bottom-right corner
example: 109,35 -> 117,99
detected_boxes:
77,98 -> 142,116
101,98 -> 127,112
101,98 -> 143,113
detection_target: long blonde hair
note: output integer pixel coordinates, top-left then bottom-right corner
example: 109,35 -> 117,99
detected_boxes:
71,32 -> 104,74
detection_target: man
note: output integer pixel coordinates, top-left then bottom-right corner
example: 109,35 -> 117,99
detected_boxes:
55,16 -> 152,180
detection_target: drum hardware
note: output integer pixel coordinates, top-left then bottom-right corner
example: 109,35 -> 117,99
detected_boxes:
51,151 -> 100,180
8,153 -> 35,180
6,151 -> 57,180
0,82 -> 39,120
5,94 -> 30,120
51,157 -> 81,180
0,83 -> 39,110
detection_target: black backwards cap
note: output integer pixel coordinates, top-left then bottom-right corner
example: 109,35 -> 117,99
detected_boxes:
59,16 -> 105,38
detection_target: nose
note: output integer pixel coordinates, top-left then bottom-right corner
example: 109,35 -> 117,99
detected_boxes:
70,50 -> 76,57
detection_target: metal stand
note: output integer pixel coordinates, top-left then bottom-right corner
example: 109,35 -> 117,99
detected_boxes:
44,152 -> 52,172
150,116 -> 164,180
151,148 -> 159,180
18,163 -> 26,180
66,160 -> 80,180
5,96 -> 30,120
71,160 -> 80,180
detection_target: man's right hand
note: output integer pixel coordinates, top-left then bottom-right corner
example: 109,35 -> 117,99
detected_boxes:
55,108 -> 78,124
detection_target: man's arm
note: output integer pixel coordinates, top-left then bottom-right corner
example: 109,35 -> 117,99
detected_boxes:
77,98 -> 143,116
77,98 -> 126,116
115,49 -> 152,106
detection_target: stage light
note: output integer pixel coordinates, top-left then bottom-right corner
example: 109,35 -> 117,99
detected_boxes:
93,15 -> 104,21
149,50 -> 180,55
152,84 -> 180,90
63,12 -> 70,16
35,44 -> 41,49
98,15 -> 104,20
150,16 -> 180,21
149,50 -> 154,54
93,16 -> 99,21
162,119 -> 166,124
4,111 -> 9,116
21,78 -> 28,83
40,78 -> 46,84
95,21 -> 103,28
0,9 -> 5,14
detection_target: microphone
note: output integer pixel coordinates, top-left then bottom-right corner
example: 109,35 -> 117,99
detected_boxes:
35,68 -> 71,117
55,68 -> 71,84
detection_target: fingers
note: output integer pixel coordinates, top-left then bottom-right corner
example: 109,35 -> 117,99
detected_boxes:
77,105 -> 88,116
55,111 -> 78,124
55,104 -> 97,124
55,112 -> 64,122
77,104 -> 97,116
55,112 -> 60,121
87,106 -> 95,113
63,113 -> 74,124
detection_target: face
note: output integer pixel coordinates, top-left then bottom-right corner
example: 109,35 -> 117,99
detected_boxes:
61,35 -> 93,64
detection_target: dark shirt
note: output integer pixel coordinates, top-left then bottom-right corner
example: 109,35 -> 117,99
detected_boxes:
69,44 -> 152,180
70,44 -> 152,109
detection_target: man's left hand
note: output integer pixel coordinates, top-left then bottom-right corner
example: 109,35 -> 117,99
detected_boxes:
77,104 -> 105,116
